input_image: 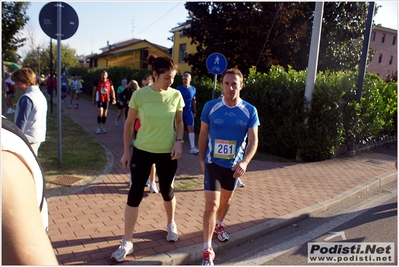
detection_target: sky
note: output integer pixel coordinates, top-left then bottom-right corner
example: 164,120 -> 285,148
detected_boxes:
19,1 -> 398,58
20,1 -> 189,56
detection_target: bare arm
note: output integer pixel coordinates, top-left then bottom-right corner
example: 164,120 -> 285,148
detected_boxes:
172,109 -> 184,160
110,85 -> 116,104
232,126 -> 259,178
198,121 -> 210,174
192,96 -> 197,117
121,107 -> 138,168
2,151 -> 59,265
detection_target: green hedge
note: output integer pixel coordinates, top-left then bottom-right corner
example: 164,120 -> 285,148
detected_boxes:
242,66 -> 397,161
68,66 -> 397,161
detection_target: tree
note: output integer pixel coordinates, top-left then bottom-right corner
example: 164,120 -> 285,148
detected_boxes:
2,2 -> 30,63
183,2 -> 374,76
22,43 -> 79,75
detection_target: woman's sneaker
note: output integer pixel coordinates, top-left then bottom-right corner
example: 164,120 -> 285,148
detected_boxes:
110,237 -> 133,262
150,182 -> 159,193
214,223 -> 229,242
202,247 -> 215,265
166,222 -> 178,242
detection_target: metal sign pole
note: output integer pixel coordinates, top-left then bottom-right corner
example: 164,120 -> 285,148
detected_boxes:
212,74 -> 217,99
57,2 -> 62,163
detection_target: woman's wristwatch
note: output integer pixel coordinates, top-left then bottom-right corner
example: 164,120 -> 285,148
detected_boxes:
176,139 -> 184,143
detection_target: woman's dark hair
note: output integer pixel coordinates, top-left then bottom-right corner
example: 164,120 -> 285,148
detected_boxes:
147,54 -> 178,76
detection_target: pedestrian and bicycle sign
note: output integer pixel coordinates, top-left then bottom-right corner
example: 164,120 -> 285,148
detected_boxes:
206,52 -> 227,75
206,53 -> 228,99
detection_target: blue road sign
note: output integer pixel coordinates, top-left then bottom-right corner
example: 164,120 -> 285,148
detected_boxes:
206,53 -> 227,75
39,2 -> 79,40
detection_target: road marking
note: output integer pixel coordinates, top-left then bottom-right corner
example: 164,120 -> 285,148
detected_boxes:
324,231 -> 346,241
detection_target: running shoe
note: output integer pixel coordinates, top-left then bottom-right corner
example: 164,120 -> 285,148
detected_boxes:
202,247 -> 215,265
110,236 -> 133,262
214,223 -> 229,242
96,127 -> 102,134
237,178 -> 245,188
101,127 -> 107,134
150,182 -> 159,193
190,147 -> 199,154
145,178 -> 150,187
166,222 -> 178,242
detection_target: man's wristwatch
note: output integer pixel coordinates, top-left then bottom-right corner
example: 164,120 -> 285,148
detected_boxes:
176,139 -> 184,143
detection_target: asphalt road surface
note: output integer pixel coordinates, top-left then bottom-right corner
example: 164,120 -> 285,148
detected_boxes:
216,180 -> 397,266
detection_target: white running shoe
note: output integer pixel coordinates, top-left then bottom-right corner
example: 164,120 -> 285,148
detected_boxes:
96,127 -> 102,134
110,236 -> 133,262
101,127 -> 107,134
237,178 -> 245,188
166,222 -> 178,242
190,147 -> 199,154
6,108 -> 15,114
145,178 -> 150,187
150,182 -> 158,193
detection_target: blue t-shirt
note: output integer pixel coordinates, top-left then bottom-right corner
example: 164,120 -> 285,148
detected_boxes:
61,77 -> 68,90
200,98 -> 260,168
176,85 -> 196,113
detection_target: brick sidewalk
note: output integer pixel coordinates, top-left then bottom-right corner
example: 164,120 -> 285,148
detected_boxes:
46,96 -> 397,265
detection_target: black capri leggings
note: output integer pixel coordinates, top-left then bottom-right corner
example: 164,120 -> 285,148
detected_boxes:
127,147 -> 177,207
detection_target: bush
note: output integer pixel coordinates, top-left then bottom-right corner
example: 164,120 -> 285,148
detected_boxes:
245,67 -> 397,161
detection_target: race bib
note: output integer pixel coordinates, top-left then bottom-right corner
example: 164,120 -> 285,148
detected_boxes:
101,88 -> 108,94
214,139 -> 236,159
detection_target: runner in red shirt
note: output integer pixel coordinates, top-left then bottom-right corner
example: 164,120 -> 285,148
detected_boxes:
92,70 -> 116,134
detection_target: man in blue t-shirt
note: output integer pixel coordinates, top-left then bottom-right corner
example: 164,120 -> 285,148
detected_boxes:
176,72 -> 199,154
198,68 -> 260,266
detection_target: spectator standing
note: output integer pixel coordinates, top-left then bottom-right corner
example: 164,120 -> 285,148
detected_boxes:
5,73 -> 16,114
198,68 -> 260,265
111,55 -> 184,262
115,79 -> 127,125
92,70 -> 116,134
11,68 -> 48,156
176,71 -> 199,154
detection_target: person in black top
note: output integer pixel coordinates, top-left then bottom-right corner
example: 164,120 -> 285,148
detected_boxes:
119,80 -> 139,123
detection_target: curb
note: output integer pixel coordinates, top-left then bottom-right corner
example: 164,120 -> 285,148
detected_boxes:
125,170 -> 397,265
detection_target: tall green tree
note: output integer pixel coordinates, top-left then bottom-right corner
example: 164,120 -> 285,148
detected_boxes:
183,2 -> 374,76
2,2 -> 30,63
22,43 -> 79,75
